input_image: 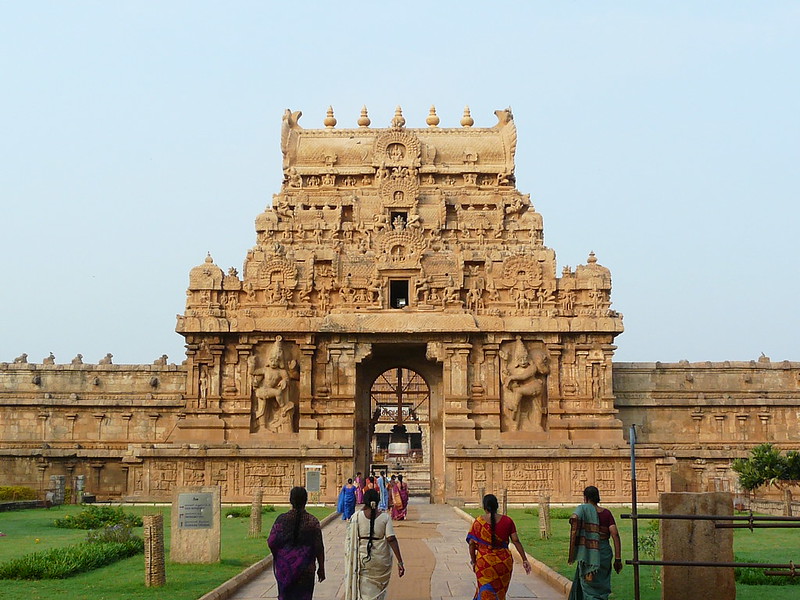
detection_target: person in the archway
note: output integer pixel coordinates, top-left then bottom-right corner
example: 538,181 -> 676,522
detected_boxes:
338,478 -> 358,520
344,488 -> 405,600
376,470 -> 389,510
267,486 -> 325,600
397,474 -> 409,518
355,471 -> 364,505
387,475 -> 405,520
567,485 -> 623,600
467,493 -> 531,599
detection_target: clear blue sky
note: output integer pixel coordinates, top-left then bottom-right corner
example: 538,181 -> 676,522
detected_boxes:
2,2 -> 798,364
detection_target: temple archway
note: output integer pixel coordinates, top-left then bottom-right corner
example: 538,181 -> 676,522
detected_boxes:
354,343 -> 443,502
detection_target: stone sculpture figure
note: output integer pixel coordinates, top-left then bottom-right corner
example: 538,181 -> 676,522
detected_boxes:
71,354 -> 83,365
501,336 -> 550,432
13,353 -> 28,364
99,353 -> 113,365
248,336 -> 295,433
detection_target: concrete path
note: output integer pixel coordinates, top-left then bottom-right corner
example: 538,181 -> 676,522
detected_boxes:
226,502 -> 566,600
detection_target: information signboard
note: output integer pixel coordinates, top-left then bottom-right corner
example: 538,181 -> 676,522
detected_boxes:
178,492 -> 214,529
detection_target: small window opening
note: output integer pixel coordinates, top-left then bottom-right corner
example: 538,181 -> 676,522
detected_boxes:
390,280 -> 409,308
391,211 -> 407,228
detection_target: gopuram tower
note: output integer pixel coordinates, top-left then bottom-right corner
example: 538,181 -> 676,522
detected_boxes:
172,105 -> 646,503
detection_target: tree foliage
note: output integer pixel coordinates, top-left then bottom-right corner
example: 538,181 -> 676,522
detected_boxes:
731,443 -> 800,491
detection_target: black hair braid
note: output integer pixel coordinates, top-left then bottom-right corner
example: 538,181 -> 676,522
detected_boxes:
362,488 -> 381,558
289,486 -> 308,544
483,493 -> 499,548
293,507 -> 303,544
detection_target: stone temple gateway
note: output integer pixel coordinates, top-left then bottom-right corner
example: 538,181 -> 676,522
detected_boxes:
2,107 -> 799,504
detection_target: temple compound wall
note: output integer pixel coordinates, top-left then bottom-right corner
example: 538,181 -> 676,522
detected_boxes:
2,106 -> 798,505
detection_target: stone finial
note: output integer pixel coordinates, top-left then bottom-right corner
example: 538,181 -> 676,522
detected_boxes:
358,106 -> 371,128
391,106 -> 406,129
461,106 -> 474,128
426,105 -> 440,128
587,251 -> 597,264
323,106 -> 337,128
205,252 -> 214,264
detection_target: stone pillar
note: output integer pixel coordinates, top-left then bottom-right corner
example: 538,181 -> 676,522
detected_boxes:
249,489 -> 263,538
660,492 -> 734,600
74,474 -> 85,502
143,513 -> 166,587
298,343 -> 319,441
539,495 -> 551,539
443,343 -> 475,443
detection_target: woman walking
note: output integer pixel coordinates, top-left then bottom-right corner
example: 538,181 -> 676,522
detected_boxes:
344,488 -> 405,599
355,471 -> 364,505
567,485 -> 622,600
338,478 -> 358,520
467,493 -> 531,600
267,486 -> 326,600
388,475 -> 406,520
397,474 -> 409,516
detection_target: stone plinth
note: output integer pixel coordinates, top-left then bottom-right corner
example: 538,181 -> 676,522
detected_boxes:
660,492 -> 734,600
170,486 -> 221,563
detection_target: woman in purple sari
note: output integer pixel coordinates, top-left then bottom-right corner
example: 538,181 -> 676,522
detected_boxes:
354,472 -> 364,505
268,487 -> 326,600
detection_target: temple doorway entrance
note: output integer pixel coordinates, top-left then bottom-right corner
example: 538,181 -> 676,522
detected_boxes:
354,343 -> 443,502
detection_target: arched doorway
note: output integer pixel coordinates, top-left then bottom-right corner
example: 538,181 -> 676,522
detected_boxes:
354,343 -> 442,502
368,367 -> 430,477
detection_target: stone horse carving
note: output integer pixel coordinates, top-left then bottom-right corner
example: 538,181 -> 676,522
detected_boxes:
501,336 -> 550,431
248,336 -> 296,433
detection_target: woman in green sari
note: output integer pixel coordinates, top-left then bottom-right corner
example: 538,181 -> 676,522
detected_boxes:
567,486 -> 622,600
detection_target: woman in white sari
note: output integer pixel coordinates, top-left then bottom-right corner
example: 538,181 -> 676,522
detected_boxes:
344,488 -> 405,600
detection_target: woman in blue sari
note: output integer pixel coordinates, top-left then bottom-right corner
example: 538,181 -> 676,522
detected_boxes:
568,486 -> 622,600
337,478 -> 358,520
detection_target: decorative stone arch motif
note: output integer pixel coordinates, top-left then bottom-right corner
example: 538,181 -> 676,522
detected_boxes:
378,229 -> 427,265
373,130 -> 421,168
380,176 -> 419,206
501,254 -> 544,288
257,256 -> 298,289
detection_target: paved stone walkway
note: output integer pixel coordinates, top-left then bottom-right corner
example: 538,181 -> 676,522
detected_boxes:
227,502 -> 565,600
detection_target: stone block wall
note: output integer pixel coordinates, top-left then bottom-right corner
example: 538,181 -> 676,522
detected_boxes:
614,359 -> 800,495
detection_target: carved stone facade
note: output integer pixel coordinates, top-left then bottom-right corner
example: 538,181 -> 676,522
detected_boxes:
1,108 -> 798,504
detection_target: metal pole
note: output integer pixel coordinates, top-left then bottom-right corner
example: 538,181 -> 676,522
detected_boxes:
630,424 -> 641,600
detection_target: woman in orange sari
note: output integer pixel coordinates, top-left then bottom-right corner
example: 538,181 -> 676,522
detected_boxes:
362,476 -> 376,496
467,493 -> 531,600
388,475 -> 406,520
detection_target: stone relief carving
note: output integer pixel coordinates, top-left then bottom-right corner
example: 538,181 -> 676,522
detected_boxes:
501,337 -> 550,432
248,337 -> 297,433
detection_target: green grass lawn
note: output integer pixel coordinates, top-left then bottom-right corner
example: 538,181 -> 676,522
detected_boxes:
0,504 -> 333,600
466,507 -> 800,600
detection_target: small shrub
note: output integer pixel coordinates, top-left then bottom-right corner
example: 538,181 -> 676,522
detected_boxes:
523,507 -> 573,519
225,504 -> 276,518
638,520 -> 661,589
53,506 -> 142,529
86,523 -> 138,544
734,555 -> 800,586
0,486 -> 38,501
0,539 -> 144,579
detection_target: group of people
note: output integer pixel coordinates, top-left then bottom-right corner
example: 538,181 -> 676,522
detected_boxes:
336,470 -> 409,522
267,483 -> 623,600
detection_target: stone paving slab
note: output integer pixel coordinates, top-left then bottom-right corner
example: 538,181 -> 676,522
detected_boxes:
223,502 -> 567,600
